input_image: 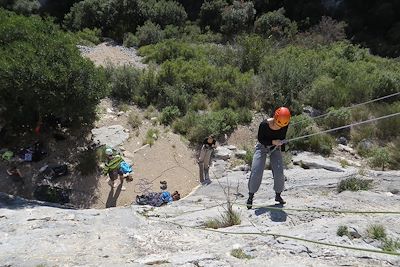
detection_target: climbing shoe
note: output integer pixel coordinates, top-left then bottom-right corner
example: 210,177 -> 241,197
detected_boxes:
246,194 -> 254,209
275,193 -> 286,205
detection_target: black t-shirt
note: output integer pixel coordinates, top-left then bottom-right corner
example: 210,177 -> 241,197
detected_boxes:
257,120 -> 288,150
203,138 -> 216,149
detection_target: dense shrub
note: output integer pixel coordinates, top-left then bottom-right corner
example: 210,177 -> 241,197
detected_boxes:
369,147 -> 390,170
173,109 -> 239,143
199,0 -> 227,32
287,115 -> 333,155
321,107 -> 351,137
221,1 -> 255,36
123,32 -> 138,47
375,102 -> 400,139
136,20 -> 164,47
189,93 -> 208,111
160,105 -> 181,125
254,8 -> 297,39
105,65 -> 141,100
0,10 -> 106,130
75,28 -> 101,46
235,34 -> 271,73
259,46 -> 321,113
64,0 -> 144,40
144,0 -> 187,28
139,40 -> 202,64
2,0 -> 40,15
337,177 -> 373,193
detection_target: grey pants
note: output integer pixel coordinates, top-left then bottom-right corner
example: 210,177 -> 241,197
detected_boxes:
248,143 -> 285,194
198,146 -> 212,182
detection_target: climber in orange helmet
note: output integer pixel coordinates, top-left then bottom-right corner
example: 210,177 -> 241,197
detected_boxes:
246,107 -> 291,209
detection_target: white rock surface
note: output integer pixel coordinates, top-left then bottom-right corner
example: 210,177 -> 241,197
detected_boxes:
214,146 -> 233,160
1,153 -> 400,266
91,125 -> 129,148
293,152 -> 345,172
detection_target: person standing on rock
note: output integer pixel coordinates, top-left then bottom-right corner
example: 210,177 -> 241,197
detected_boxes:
247,107 -> 291,209
103,148 -> 125,189
198,135 -> 217,185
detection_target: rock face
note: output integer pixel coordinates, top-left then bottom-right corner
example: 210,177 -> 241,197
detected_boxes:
214,146 -> 233,160
91,125 -> 129,148
293,152 -> 345,172
1,153 -> 400,266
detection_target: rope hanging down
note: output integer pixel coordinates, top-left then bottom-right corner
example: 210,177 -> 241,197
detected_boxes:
292,91 -> 400,126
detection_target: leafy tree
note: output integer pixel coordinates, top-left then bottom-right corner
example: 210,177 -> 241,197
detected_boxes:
254,8 -> 297,39
221,1 -> 255,36
199,0 -> 227,31
136,20 -> 164,47
0,10 -> 106,130
145,0 -> 187,28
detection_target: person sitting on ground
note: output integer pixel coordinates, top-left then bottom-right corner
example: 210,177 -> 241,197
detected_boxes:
103,148 -> 125,189
198,134 -> 217,185
246,107 -> 291,209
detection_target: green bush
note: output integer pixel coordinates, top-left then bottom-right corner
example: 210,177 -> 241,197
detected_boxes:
230,248 -> 253,259
236,34 -> 271,73
0,10 -> 106,130
64,0 -> 144,41
136,20 -> 164,47
128,112 -> 142,129
337,225 -> 349,237
237,108 -> 253,124
388,138 -> 400,169
367,225 -> 387,240
143,128 -> 159,146
259,46 -> 321,113
1,0 -> 40,15
75,28 -> 101,46
139,40 -> 202,64
106,65 -> 141,101
76,149 -> 99,175
375,102 -> 400,140
322,107 -> 351,129
199,0 -> 227,32
254,8 -> 297,39
221,1 -> 255,36
189,93 -> 208,111
204,208 -> 241,229
123,32 -> 138,47
160,106 -> 181,125
144,0 -> 187,28
287,115 -> 333,155
381,238 -> 400,252
337,177 -> 373,193
173,109 -> 240,144
369,147 -> 390,171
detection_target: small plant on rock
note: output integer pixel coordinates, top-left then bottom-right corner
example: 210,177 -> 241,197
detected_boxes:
143,128 -> 159,146
367,224 -> 387,240
381,238 -> 400,252
128,112 -> 142,129
231,248 -> 253,259
337,177 -> 372,193
337,225 -> 349,237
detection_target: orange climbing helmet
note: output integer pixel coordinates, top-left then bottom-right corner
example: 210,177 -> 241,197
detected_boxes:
274,107 -> 291,127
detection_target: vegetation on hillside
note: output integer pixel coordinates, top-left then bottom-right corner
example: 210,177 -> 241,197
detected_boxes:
0,0 -> 399,168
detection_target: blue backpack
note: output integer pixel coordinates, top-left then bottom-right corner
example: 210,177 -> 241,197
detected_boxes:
120,161 -> 133,174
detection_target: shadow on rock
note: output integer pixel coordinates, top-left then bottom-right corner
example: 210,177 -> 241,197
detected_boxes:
105,183 -> 123,208
255,204 -> 287,222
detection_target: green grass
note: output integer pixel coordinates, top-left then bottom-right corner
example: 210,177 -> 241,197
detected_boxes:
340,159 -> 349,168
367,224 -> 387,240
128,112 -> 142,129
204,208 -> 241,229
143,128 -> 159,146
381,238 -> 400,252
231,248 -> 254,259
337,225 -> 349,237
337,177 -> 373,193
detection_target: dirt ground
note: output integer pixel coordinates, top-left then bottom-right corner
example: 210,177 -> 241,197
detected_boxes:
0,99 -> 200,209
